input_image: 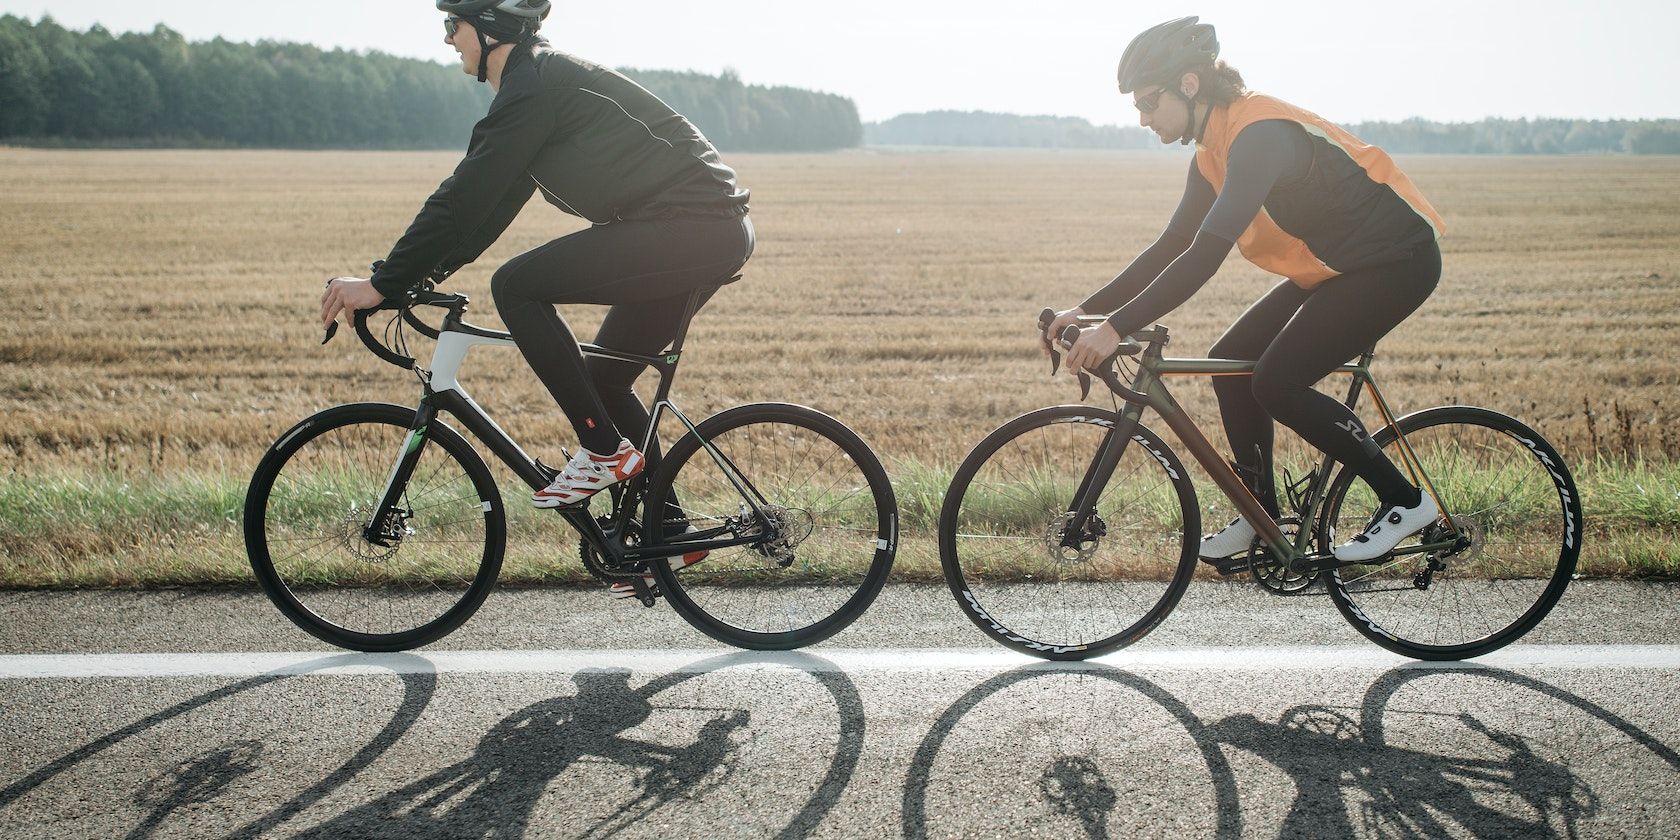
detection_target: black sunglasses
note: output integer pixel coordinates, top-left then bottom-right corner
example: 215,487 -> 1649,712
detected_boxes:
444,16 -> 466,37
1133,86 -> 1176,114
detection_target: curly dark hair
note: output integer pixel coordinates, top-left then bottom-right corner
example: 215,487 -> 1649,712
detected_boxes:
1186,60 -> 1247,106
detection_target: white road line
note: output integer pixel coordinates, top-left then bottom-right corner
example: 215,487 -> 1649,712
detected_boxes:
1,645 -> 1678,679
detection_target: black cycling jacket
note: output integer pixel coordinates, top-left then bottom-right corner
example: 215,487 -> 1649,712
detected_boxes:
371,38 -> 750,298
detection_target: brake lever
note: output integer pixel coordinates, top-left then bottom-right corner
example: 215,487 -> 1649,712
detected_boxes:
1054,322 -> 1095,400
322,320 -> 339,345
1038,308 -> 1062,375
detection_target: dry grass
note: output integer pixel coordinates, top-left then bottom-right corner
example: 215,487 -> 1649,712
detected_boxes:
1,148 -> 1677,583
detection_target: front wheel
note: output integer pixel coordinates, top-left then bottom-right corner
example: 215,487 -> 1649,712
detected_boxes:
938,406 -> 1199,660
244,403 -> 505,651
1321,406 -> 1581,660
643,403 -> 898,650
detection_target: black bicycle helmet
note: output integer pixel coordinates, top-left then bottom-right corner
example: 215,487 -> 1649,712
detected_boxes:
438,0 -> 551,81
436,0 -> 551,22
1117,16 -> 1219,94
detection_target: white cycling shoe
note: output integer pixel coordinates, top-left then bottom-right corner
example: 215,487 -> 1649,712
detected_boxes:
1333,493 -> 1440,563
1199,516 -> 1260,559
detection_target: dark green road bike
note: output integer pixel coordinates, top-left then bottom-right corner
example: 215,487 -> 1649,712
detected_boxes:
938,311 -> 1580,661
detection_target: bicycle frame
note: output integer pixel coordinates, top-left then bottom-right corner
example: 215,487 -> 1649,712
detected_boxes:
1062,332 -> 1457,566
365,290 -> 771,569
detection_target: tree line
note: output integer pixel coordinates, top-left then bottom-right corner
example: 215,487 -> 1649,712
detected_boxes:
866,110 -> 1158,149
0,16 -> 861,152
868,110 -> 1680,154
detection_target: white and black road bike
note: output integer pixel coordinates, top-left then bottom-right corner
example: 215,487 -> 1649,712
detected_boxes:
245,274 -> 897,652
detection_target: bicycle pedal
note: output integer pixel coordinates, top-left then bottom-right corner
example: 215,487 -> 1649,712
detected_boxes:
1287,554 -> 1344,575
1202,555 -> 1254,576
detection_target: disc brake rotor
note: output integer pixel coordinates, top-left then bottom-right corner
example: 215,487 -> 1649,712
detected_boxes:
741,504 -> 815,567
340,505 -> 402,563
1426,514 -> 1484,568
1042,512 -> 1105,565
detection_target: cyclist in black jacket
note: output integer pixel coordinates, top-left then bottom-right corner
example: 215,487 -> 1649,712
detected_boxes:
320,0 -> 753,519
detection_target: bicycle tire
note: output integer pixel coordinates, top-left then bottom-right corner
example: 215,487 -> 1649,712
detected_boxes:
643,403 -> 897,650
245,402 -> 505,651
1320,406 -> 1581,660
938,406 -> 1199,660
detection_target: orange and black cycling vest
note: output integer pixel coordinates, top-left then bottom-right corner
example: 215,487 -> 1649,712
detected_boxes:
1196,92 -> 1446,289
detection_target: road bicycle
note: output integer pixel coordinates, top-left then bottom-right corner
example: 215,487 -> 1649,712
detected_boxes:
937,310 -> 1580,661
244,275 -> 897,652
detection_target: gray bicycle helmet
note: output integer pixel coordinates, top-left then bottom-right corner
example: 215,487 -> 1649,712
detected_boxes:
1117,16 -> 1219,94
438,0 -> 551,81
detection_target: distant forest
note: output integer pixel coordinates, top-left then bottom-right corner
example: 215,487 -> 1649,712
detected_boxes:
0,16 -> 861,152
868,110 -> 1680,154
866,111 -> 1159,149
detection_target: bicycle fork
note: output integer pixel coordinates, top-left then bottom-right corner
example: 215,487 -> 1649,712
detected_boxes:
1057,402 -> 1145,558
364,398 -> 439,547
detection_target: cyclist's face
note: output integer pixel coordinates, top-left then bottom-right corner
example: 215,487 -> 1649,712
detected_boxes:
1132,74 -> 1195,143
444,17 -> 480,74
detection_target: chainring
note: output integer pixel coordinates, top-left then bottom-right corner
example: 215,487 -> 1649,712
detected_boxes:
577,516 -> 650,582
1248,516 -> 1320,594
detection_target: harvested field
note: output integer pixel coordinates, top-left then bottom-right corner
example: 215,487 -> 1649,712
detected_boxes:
1,148 -> 1677,583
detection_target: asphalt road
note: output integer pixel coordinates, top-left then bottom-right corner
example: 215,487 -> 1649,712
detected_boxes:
1,582 -> 1677,839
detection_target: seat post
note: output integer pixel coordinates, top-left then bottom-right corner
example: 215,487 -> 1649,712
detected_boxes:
666,274 -> 741,355
665,287 -> 708,356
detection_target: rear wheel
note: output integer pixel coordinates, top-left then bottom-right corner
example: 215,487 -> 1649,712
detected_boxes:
938,406 -> 1199,660
244,403 -> 504,651
1321,406 -> 1580,660
643,403 -> 897,650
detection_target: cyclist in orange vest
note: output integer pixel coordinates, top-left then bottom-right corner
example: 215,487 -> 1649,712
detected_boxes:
1044,17 -> 1446,563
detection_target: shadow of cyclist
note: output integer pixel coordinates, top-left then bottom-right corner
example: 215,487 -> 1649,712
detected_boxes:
904,661 -> 1678,840
1199,661 -> 1680,839
289,668 -> 731,839
1204,705 -> 1596,838
295,652 -> 863,840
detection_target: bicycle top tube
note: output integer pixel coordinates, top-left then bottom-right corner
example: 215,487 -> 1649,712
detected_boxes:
1066,317 -> 1372,380
346,286 -> 716,375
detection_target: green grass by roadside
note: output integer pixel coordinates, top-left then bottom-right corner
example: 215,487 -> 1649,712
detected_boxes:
1,458 -> 1676,588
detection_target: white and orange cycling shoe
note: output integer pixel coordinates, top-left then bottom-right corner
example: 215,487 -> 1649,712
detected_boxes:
531,439 -> 644,509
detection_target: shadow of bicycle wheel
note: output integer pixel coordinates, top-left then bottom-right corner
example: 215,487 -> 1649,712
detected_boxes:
0,653 -> 438,840
902,661 -> 1242,840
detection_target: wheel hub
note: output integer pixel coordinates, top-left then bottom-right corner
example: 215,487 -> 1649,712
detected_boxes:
343,505 -> 405,563
1423,514 -> 1484,569
755,504 -> 814,566
1043,512 -> 1106,565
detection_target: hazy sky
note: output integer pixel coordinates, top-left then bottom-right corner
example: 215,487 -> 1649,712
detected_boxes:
5,0 -> 1677,125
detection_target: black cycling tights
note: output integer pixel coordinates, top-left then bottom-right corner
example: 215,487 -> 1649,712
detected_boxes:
492,214 -> 754,456
1209,240 -> 1441,518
